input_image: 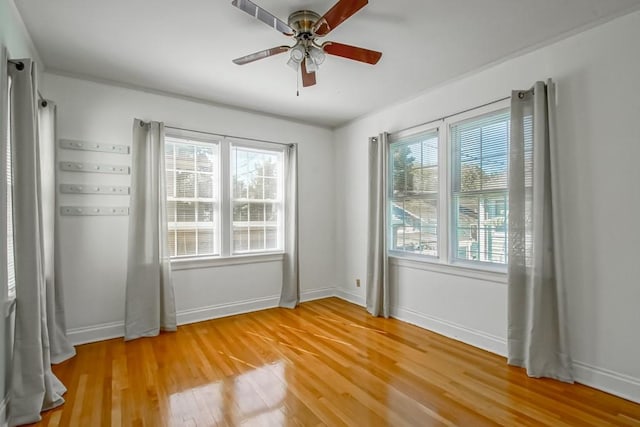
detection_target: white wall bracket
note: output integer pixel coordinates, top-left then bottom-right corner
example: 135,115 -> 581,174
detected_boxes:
59,184 -> 130,195
60,139 -> 130,154
59,161 -> 130,174
60,206 -> 129,216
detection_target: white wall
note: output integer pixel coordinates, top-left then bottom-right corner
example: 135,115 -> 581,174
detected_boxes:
1,0 -> 42,418
41,73 -> 336,344
334,11 -> 640,402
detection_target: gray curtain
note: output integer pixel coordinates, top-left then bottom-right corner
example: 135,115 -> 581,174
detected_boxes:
125,120 -> 176,340
508,80 -> 573,382
38,101 -> 76,364
279,143 -> 299,308
8,59 -> 70,426
366,133 -> 390,318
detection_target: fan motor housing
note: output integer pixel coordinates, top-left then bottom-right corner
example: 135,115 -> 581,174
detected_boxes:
288,10 -> 321,36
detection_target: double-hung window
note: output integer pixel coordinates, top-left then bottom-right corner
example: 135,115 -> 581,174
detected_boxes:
451,109 -> 510,264
389,129 -> 439,256
388,100 -> 511,270
165,136 -> 219,257
231,146 -> 283,254
165,131 -> 285,261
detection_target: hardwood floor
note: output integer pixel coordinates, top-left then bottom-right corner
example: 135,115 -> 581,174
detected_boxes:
35,298 -> 639,426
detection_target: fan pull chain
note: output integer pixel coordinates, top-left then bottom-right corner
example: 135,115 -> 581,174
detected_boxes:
296,65 -> 300,97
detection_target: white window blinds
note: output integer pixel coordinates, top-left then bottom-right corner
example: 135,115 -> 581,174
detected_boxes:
165,137 -> 219,257
231,146 -> 283,254
389,130 -> 439,256
451,109 -> 510,264
6,75 -> 15,300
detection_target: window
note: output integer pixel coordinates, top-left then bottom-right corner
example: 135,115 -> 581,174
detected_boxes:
387,101 -> 512,269
165,137 -> 219,258
451,109 -> 510,264
5,75 -> 16,300
389,129 -> 439,256
231,146 -> 283,254
165,133 -> 285,260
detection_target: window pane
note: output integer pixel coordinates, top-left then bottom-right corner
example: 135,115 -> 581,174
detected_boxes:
165,143 -> 175,169
168,230 -> 176,257
233,202 -> 248,222
250,227 -> 265,251
196,146 -> 214,172
233,226 -> 249,252
176,230 -> 196,256
197,228 -> 214,254
167,201 -> 176,222
388,130 -> 439,257
176,171 -> 195,198
451,108 -> 510,265
265,227 -> 278,250
231,146 -> 283,254
249,203 -> 265,221
197,174 -> 213,198
166,170 -> 175,197
176,144 -> 195,170
389,197 -> 438,256
165,137 -> 219,257
197,202 -> 214,223
6,77 -> 16,299
176,202 -> 196,222
264,177 -> 277,199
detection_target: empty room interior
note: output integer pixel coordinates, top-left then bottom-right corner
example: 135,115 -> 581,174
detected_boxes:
2,0 -> 640,425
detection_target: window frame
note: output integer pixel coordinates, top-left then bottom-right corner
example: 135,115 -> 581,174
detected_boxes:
228,140 -> 285,256
387,99 -> 511,275
3,70 -> 17,312
164,129 -> 286,268
165,133 -> 221,259
387,121 -> 441,260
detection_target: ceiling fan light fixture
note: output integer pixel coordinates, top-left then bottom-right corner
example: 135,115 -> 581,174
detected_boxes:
305,55 -> 318,73
309,45 -> 326,66
289,45 -> 305,62
286,56 -> 300,70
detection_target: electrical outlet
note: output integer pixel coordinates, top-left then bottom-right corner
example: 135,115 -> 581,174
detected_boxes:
356,279 -> 361,287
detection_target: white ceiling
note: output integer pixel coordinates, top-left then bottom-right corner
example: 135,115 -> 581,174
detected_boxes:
15,0 -> 640,127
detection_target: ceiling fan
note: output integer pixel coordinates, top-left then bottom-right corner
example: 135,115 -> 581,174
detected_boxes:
231,0 -> 382,88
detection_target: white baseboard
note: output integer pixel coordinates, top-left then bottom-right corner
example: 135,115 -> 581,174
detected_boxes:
1,395 -> 8,427
390,305 -> 508,357
68,287 -> 337,345
573,361 -> 640,404
67,320 -> 124,346
335,288 -> 366,307
177,295 -> 280,325
65,287 -> 640,405
301,287 -> 336,302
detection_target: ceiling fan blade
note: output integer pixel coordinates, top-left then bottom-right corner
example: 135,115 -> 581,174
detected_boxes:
312,0 -> 368,37
323,42 -> 382,64
232,46 -> 290,65
301,60 -> 317,87
231,0 -> 294,35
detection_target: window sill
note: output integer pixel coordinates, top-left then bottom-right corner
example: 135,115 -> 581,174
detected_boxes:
389,256 -> 507,284
3,297 -> 16,319
171,253 -> 284,271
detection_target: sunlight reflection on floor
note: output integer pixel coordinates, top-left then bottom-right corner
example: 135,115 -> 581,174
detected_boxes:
169,360 -> 286,425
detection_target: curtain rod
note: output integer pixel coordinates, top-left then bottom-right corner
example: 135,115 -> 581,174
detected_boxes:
391,95 -> 511,136
7,59 -> 49,106
164,125 -> 293,147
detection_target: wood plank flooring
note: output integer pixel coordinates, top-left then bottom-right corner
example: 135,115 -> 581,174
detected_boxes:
35,298 -> 640,426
